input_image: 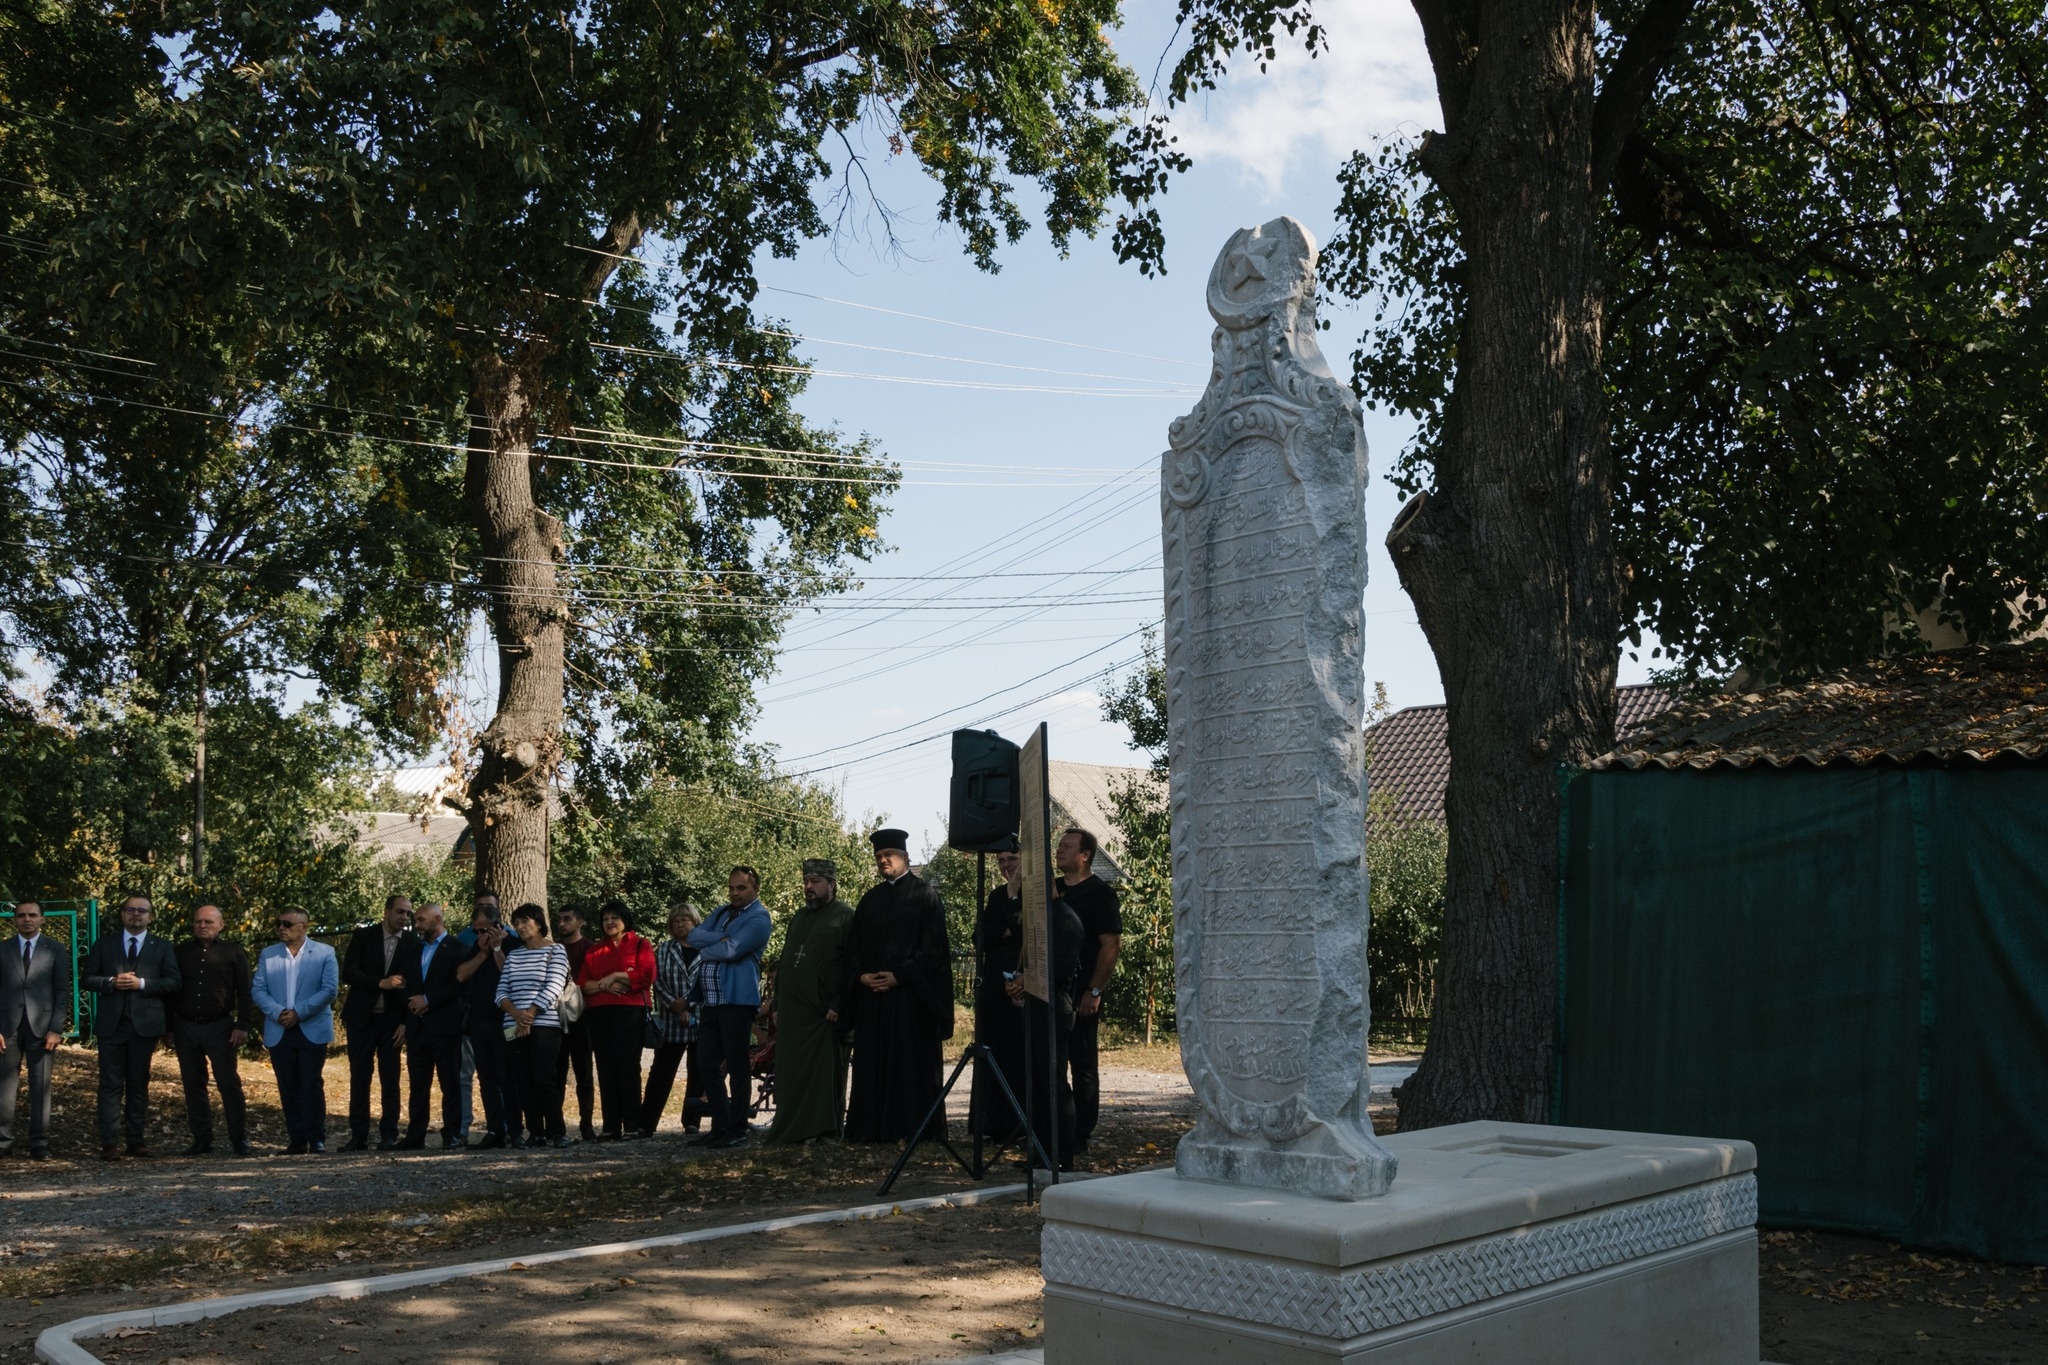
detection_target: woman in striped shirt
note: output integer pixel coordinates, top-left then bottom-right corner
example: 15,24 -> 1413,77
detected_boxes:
496,904 -> 573,1149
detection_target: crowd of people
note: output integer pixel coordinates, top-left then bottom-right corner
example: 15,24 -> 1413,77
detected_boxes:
0,826 -> 1124,1165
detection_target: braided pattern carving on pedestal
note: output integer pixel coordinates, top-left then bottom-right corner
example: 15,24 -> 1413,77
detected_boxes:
1041,1174 -> 1757,1339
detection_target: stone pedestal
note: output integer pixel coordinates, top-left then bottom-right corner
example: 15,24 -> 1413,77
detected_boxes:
1041,1122 -> 1759,1364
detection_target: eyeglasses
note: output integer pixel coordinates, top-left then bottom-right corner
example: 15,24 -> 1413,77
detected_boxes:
276,919 -> 304,929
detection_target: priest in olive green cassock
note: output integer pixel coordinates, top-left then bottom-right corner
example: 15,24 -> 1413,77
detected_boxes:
764,858 -> 855,1143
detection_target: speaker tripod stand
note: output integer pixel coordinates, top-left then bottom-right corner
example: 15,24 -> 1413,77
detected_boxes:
878,850 -> 1060,1200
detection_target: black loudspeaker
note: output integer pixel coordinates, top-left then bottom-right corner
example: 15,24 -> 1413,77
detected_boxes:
949,728 -> 1020,852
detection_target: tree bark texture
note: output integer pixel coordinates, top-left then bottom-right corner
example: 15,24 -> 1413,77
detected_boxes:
1390,0 -> 1623,1127
463,356 -> 565,911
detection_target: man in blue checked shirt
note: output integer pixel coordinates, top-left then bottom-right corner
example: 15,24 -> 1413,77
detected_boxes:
686,868 -> 772,1149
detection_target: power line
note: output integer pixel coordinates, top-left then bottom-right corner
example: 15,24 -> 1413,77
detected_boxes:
757,285 -> 1207,371
777,624 -> 1153,767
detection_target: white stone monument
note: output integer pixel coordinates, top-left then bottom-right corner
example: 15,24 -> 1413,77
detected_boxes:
1160,215 -> 1394,1203
1038,217 -> 1762,1363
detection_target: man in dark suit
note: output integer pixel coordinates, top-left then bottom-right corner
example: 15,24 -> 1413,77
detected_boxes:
171,904 -> 256,1157
2,901 -> 73,1160
81,894 -> 182,1160
396,902 -> 467,1149
339,894 -> 413,1150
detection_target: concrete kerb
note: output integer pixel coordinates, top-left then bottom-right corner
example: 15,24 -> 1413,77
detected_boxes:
36,1182 -> 1032,1365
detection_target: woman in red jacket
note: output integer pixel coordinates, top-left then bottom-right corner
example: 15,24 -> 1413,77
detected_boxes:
576,899 -> 656,1140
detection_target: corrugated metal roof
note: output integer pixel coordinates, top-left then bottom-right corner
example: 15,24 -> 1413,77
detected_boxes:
1368,684 -> 1680,824
1595,647 -> 2048,771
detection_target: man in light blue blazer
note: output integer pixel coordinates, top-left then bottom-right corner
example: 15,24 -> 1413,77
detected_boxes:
251,908 -> 339,1154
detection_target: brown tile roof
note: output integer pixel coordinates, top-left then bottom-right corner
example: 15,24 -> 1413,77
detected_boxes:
1367,684 -> 1680,825
1593,646 -> 2048,771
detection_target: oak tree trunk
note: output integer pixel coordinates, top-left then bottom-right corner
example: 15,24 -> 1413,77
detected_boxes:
1390,0 -> 1622,1127
463,356 -> 566,910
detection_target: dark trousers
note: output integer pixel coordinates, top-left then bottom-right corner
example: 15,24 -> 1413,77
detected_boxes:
1068,1007 -> 1102,1145
695,1003 -> 754,1139
269,1025 -> 328,1144
347,1011 -> 405,1142
1028,999 -> 1077,1166
172,1017 -> 247,1145
556,1019 -> 595,1129
639,1038 -> 708,1132
0,1021 -> 56,1152
405,1029 -> 463,1141
95,1022 -> 157,1147
584,1005 -> 645,1137
509,1026 -> 565,1140
465,1021 -> 513,1139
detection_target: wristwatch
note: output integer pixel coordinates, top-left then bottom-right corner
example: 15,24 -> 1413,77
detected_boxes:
1089,987 -> 1103,998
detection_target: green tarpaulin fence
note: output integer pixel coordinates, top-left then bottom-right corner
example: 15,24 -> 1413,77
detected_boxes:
1557,766 -> 2048,1265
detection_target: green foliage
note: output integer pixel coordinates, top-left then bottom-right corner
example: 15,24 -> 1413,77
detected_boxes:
1097,632 -> 1172,1040
1365,799 -> 1446,1023
1101,768 -> 1172,1042
547,760 -> 871,968
1322,0 -> 2048,682
1099,626 -> 1167,775
0,688 -> 425,939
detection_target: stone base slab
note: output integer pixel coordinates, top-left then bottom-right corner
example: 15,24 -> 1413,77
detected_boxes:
1041,1121 -> 1760,1364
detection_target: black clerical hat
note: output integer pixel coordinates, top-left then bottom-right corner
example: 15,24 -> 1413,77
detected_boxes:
869,827 -> 910,853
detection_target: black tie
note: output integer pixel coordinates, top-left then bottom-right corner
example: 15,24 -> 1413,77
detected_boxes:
126,937 -> 139,968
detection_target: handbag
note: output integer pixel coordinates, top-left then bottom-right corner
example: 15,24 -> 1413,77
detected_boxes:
555,946 -> 586,1023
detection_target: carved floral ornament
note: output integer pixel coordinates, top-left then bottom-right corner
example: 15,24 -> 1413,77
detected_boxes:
1164,217 -> 1329,512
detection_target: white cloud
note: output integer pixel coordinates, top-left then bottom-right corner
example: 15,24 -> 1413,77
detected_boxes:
1162,2 -> 1437,195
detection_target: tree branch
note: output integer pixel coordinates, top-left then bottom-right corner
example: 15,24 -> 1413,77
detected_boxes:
769,36 -> 856,80
1409,0 -> 1478,134
1590,0 -> 1701,193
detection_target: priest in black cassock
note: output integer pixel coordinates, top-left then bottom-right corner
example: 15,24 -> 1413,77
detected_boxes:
842,828 -> 954,1143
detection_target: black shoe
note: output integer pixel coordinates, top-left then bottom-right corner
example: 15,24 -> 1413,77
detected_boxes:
231,1140 -> 253,1157
579,1121 -> 597,1142
287,1141 -> 308,1156
684,1132 -> 717,1148
550,1136 -> 573,1149
507,1135 -> 528,1150
126,1143 -> 152,1159
440,1134 -> 464,1150
28,1148 -> 47,1161
309,1140 -> 327,1153
181,1141 -> 213,1158
395,1136 -> 427,1150
707,1133 -> 749,1150
341,1137 -> 370,1152
100,1144 -> 122,1161
376,1137 -> 401,1151
471,1133 -> 505,1150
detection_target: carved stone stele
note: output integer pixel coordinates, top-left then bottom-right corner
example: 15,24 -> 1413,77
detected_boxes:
1164,216 -> 1396,1201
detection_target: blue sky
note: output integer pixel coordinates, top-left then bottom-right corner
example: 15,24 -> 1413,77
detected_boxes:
730,4 -> 1430,848
471,2 -> 1654,851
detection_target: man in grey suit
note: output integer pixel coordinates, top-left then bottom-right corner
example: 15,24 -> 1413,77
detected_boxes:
2,901 -> 72,1160
82,894 -> 182,1160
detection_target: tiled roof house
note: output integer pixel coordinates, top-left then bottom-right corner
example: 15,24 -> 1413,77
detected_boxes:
1366,683 -> 1680,828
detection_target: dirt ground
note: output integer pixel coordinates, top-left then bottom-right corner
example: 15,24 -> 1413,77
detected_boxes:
122,1200 -> 1047,1365
4,1043 -> 2043,1365
1760,1228 -> 2048,1365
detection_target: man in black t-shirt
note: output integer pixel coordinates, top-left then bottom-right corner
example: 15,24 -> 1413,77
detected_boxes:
1054,826 -> 1122,1151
